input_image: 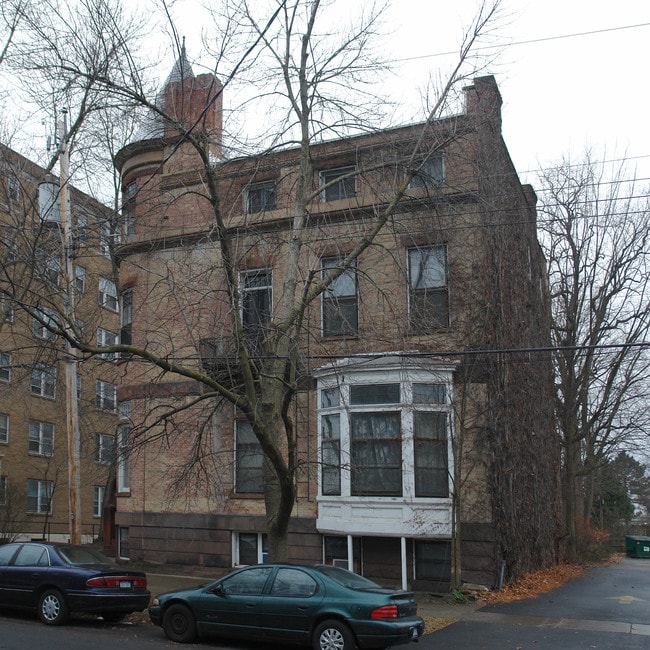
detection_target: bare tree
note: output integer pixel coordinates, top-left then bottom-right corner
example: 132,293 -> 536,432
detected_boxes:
2,0 -> 508,566
538,153 -> 650,559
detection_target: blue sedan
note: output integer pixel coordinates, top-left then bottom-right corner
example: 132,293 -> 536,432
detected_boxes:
0,541 -> 150,625
149,563 -> 424,649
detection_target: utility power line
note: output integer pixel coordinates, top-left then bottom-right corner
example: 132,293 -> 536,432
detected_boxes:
391,22 -> 650,63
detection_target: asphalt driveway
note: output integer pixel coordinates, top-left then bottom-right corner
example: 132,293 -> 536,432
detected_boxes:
425,556 -> 650,649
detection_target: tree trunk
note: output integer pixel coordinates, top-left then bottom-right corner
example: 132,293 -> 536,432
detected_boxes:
563,433 -> 580,560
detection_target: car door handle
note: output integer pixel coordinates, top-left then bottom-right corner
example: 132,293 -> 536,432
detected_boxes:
245,602 -> 257,608
298,606 -> 310,611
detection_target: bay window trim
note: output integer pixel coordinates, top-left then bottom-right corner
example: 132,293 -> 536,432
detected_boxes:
316,357 -> 455,504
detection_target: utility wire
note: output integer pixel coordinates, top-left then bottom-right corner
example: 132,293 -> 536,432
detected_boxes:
390,21 -> 650,63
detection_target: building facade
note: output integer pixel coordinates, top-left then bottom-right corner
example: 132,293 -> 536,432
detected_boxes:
113,62 -> 560,590
0,144 -> 119,545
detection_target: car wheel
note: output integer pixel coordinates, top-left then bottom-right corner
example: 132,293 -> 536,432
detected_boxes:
162,603 -> 197,643
101,612 -> 127,623
38,589 -> 69,626
313,619 -> 356,650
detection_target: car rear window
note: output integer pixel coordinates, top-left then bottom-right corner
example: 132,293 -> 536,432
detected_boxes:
316,565 -> 381,589
58,546 -> 115,566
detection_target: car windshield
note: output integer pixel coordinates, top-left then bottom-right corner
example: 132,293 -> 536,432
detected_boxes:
58,545 -> 116,566
316,565 -> 381,590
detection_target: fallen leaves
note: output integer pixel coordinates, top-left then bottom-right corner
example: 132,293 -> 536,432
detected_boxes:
483,563 -> 587,604
422,616 -> 456,634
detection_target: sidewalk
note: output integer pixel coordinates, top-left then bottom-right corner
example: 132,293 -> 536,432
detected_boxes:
416,592 -> 486,622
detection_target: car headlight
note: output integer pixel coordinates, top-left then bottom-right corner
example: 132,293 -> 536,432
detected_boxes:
151,598 -> 160,606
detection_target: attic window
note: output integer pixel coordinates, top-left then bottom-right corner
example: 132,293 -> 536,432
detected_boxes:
245,181 -> 276,214
320,166 -> 356,202
408,157 -> 444,189
8,175 -> 19,202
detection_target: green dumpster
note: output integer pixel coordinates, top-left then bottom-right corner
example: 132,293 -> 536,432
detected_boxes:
625,535 -> 650,558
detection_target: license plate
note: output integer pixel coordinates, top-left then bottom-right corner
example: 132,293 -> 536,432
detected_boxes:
119,580 -> 132,589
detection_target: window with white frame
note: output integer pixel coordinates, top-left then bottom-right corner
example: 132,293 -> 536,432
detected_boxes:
322,257 -> 358,336
33,308 -> 58,340
122,181 -> 136,236
320,166 -> 356,202
120,288 -> 133,349
75,213 -> 88,243
0,413 -> 8,443
4,235 -> 16,262
36,251 -> 61,286
245,181 -> 276,214
98,277 -> 118,311
118,526 -> 130,559
241,269 -> 272,328
408,244 -> 449,330
122,202 -> 135,236
2,295 -> 14,323
97,328 -> 118,360
96,380 -> 117,412
235,420 -> 264,493
407,156 -> 444,189
30,364 -> 56,399
349,384 -> 402,496
321,409 -> 341,496
123,180 -> 137,200
29,420 -> 54,456
240,269 -> 272,355
118,400 -> 131,420
0,352 -> 10,383
48,258 -> 61,285
27,478 -> 53,514
75,266 -> 86,293
95,433 -> 114,464
323,535 -> 361,572
99,222 -> 117,256
318,364 -> 451,499
93,485 -> 106,517
8,175 -> 20,203
117,423 -> 131,492
234,532 -> 268,566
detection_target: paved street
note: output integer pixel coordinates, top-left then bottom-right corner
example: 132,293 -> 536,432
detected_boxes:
1,557 -> 649,649
424,556 -> 650,648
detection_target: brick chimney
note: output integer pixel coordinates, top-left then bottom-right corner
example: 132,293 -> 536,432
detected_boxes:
162,44 -> 223,160
464,75 -> 502,133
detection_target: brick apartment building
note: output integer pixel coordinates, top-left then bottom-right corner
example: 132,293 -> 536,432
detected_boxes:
113,55 -> 560,590
0,143 -> 119,545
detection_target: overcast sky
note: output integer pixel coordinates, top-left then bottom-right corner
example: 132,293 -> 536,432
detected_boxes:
380,0 -> 649,186
6,0 -> 646,193
168,0 -> 648,188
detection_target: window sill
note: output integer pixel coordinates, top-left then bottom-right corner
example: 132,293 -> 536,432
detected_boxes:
232,491 -> 264,499
320,333 -> 359,341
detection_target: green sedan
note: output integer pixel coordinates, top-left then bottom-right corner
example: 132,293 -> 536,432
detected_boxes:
149,563 -> 424,649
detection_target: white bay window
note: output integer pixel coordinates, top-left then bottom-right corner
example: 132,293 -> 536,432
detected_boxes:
316,356 -> 455,538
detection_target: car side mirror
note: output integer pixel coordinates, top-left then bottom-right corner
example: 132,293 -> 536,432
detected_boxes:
210,583 -> 226,595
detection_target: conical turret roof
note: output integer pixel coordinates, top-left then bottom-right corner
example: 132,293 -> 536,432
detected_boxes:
135,40 -> 195,141
164,40 -> 195,85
